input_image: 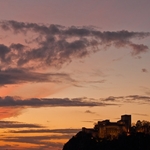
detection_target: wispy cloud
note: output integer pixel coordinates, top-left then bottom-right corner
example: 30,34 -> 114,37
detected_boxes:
0,20 -> 149,89
132,113 -> 149,117
0,20 -> 149,71
140,86 -> 150,95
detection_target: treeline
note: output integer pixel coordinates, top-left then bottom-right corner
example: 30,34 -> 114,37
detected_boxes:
134,120 -> 150,134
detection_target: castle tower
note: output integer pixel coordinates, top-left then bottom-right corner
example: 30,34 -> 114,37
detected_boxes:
121,114 -> 131,132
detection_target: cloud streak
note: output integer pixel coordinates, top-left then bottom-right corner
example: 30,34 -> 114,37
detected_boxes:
1,95 -> 149,120
0,120 -> 43,128
0,122 -> 80,149
102,95 -> 150,103
0,96 -> 111,107
0,68 -> 75,86
132,113 -> 149,117
7,128 -> 80,134
1,135 -> 65,149
1,95 -> 150,110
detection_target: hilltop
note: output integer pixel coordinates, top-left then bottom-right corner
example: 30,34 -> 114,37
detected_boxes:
63,115 -> 150,150
63,131 -> 150,150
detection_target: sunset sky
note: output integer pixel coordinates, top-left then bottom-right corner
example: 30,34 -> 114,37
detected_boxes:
0,0 -> 150,149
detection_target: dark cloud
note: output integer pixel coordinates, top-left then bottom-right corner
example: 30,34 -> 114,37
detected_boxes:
0,96 -> 112,107
102,95 -> 150,103
85,110 -> 95,114
0,20 -> 149,70
0,68 -> 75,86
0,120 -> 43,128
126,95 -> 150,102
7,128 -> 80,134
102,96 -> 124,102
0,44 -> 11,63
129,43 -> 149,56
142,68 -> 148,73
104,96 -> 116,101
2,94 -> 147,109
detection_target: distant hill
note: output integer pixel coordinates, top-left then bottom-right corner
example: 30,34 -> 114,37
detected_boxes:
63,131 -> 150,150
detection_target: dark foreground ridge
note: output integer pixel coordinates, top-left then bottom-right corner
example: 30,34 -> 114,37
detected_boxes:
63,114 -> 150,150
63,131 -> 150,150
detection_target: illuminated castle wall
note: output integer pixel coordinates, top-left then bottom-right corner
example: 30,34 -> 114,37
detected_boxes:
95,114 -> 131,139
82,114 -> 131,140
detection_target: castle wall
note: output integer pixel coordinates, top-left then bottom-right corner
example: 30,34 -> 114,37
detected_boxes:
98,124 -> 127,139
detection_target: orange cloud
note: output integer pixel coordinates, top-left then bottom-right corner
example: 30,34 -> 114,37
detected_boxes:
0,82 -> 67,98
0,107 -> 23,119
0,84 -> 24,97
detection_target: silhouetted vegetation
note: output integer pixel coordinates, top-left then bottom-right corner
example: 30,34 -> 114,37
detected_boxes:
63,131 -> 150,150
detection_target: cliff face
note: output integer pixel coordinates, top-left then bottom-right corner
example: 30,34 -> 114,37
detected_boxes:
63,131 -> 150,150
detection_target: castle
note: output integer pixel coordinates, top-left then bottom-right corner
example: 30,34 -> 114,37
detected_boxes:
82,114 -> 131,140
